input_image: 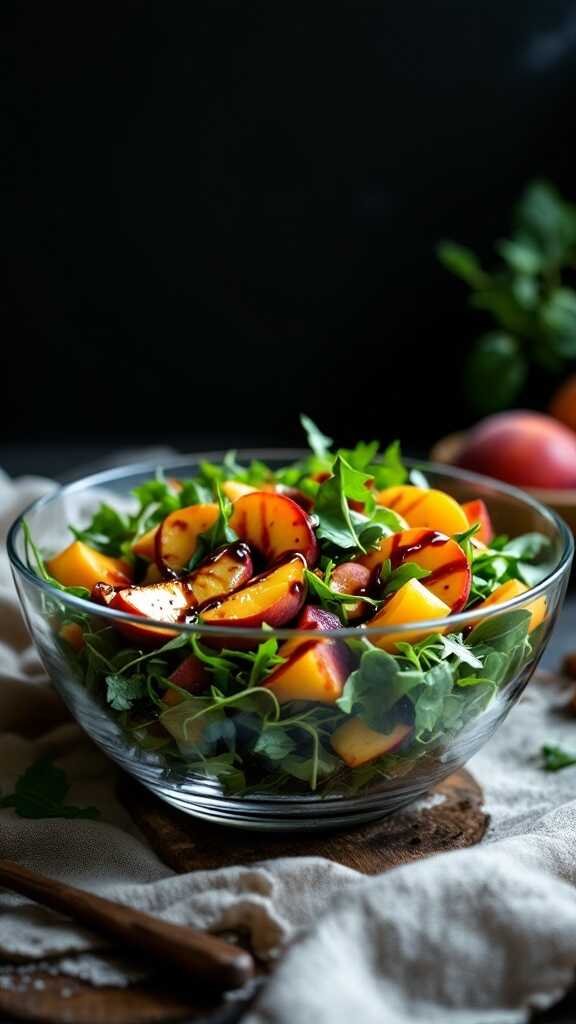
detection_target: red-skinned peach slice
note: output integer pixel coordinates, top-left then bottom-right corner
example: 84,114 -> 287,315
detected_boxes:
109,543 -> 254,646
331,718 -> 412,767
47,541 -> 132,591
297,605 -> 342,631
364,578 -> 451,652
156,503 -> 219,574
201,555 -> 307,632
279,605 -> 343,657
376,485 -> 469,535
330,562 -> 372,622
358,527 -> 471,612
229,492 -> 318,567
163,656 -> 210,706
265,637 -> 353,704
461,499 -> 494,545
188,542 -> 254,605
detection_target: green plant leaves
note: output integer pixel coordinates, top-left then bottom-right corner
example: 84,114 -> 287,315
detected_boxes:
464,333 -> 527,413
0,759 -> 99,820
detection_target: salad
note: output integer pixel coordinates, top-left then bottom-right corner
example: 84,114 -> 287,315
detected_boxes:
25,417 -> 552,796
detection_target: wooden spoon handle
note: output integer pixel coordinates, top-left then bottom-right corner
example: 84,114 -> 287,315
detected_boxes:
0,859 -> 254,990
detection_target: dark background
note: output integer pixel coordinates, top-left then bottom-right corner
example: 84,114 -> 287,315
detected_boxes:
5,3 -> 576,475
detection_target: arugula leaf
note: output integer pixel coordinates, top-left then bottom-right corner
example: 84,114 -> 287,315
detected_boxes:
337,646 -> 422,728
246,637 -> 284,687
370,441 -> 407,489
105,673 -> 147,711
253,728 -> 297,761
413,662 -> 454,737
379,562 -> 431,596
438,634 -> 483,669
542,744 -> 576,772
70,504 -> 133,557
0,758 -> 99,820
187,484 -> 237,571
304,569 -> 382,620
467,609 -> 531,652
300,414 -> 334,459
339,440 -> 380,471
314,455 -> 372,550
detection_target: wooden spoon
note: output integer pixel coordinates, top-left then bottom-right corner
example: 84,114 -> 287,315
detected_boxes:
0,860 -> 254,991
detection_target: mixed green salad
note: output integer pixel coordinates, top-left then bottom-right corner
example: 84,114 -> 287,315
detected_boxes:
24,417 -> 553,795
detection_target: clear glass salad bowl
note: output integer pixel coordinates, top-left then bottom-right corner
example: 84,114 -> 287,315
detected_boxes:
7,452 -> 573,831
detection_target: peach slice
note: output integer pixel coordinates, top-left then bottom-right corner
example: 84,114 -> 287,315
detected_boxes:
110,543 -> 254,646
376,485 -> 469,536
156,503 -> 219,574
471,579 -> 546,634
222,480 -> 257,502
358,527 -> 471,612
365,578 -> 451,652
163,656 -> 210,706
330,562 -> 372,622
202,555 -> 307,631
297,605 -> 342,631
331,718 -> 412,767
265,637 -> 353,704
461,499 -> 494,545
47,540 -> 132,591
229,491 -> 318,567
132,525 -> 159,561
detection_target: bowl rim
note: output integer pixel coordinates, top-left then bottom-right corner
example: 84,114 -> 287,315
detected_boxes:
7,450 -> 574,641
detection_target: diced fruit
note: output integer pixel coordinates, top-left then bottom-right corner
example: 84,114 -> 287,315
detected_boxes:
358,527 -> 471,612
376,485 -> 469,535
265,638 -> 353,704
47,541 -> 132,591
163,656 -> 210,706
156,503 -> 219,574
222,480 -> 257,502
229,491 -> 318,567
330,562 -> 371,622
202,555 -> 307,632
456,411 -> 576,489
331,717 -> 412,767
132,525 -> 159,561
364,579 -> 451,652
297,605 -> 342,631
471,579 -> 547,634
461,499 -> 494,545
188,542 -> 254,605
58,622 -> 85,652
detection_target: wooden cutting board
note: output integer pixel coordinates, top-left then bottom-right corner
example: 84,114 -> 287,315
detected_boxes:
0,769 -> 487,1024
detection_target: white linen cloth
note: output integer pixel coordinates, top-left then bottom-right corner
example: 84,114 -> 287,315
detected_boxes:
1,470 -> 576,1021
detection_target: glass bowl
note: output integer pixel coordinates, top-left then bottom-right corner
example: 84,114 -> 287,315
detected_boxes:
7,452 -> 574,831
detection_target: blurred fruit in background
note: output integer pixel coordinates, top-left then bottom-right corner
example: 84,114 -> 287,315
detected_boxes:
550,374 -> 576,433
438,181 -> 576,415
455,411 -> 576,489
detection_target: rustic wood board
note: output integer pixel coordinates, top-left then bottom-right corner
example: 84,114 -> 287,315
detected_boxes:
0,769 -> 487,1024
117,769 -> 488,875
